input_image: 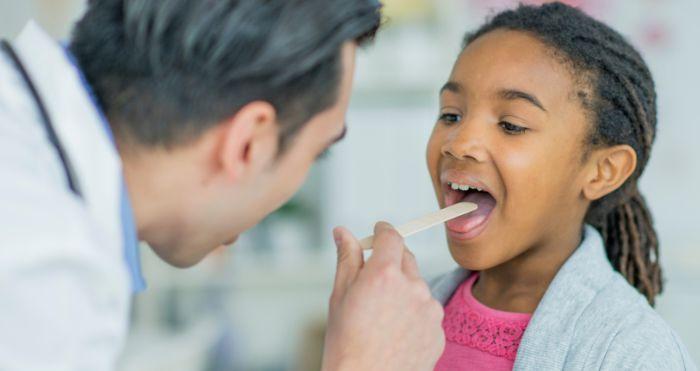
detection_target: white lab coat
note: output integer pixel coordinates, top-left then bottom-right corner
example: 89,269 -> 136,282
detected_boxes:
0,22 -> 131,370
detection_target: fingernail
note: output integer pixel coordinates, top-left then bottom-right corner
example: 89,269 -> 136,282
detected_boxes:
333,229 -> 342,246
375,221 -> 392,233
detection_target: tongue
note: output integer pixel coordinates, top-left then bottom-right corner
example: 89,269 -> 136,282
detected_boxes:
446,191 -> 496,233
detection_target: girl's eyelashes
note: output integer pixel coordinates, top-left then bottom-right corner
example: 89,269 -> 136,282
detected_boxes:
438,110 -> 530,135
499,120 -> 528,135
438,112 -> 462,125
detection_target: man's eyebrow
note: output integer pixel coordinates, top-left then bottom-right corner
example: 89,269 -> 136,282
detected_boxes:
331,125 -> 348,144
497,89 -> 547,112
440,81 -> 462,94
316,125 -> 347,160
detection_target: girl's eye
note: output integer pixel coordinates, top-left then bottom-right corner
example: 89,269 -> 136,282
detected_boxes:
439,113 -> 462,125
499,121 -> 528,135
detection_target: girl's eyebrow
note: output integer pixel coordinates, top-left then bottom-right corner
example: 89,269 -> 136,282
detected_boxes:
440,81 -> 463,94
497,88 -> 548,112
440,82 -> 547,113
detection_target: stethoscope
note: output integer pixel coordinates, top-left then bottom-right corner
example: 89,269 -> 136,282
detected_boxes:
1,40 -> 83,199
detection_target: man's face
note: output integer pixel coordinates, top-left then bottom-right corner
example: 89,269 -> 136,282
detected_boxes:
149,43 -> 356,267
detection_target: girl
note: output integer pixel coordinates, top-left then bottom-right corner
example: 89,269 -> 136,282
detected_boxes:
427,3 -> 696,370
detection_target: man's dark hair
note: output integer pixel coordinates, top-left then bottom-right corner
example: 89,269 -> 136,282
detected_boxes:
465,3 -> 661,305
70,0 -> 381,149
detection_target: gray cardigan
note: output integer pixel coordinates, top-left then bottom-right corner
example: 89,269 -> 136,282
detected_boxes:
430,225 -> 697,370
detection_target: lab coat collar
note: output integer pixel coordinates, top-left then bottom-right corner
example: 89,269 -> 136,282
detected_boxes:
13,22 -> 132,285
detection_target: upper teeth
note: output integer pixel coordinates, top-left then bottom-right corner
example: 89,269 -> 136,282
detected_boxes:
449,182 -> 482,192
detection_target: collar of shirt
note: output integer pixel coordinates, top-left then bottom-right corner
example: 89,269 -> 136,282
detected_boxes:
62,45 -> 146,293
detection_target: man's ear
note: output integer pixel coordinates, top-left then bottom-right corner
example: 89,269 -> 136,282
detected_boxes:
217,101 -> 279,182
582,144 -> 637,201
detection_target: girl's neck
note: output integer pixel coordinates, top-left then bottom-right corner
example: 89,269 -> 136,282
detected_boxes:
471,223 -> 584,313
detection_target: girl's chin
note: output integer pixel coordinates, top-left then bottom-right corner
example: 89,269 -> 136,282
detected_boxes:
446,233 -> 498,271
447,248 -> 494,272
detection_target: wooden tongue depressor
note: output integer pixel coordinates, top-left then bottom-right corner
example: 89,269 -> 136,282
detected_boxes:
358,202 -> 478,250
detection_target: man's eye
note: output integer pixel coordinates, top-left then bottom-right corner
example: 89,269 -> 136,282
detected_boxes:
316,148 -> 331,160
499,121 -> 528,135
438,113 -> 462,125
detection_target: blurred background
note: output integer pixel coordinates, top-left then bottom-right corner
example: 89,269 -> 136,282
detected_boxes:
1,0 -> 698,369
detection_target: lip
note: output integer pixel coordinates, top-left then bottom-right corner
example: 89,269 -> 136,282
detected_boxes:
445,214 -> 492,241
440,170 -> 497,202
439,169 -> 497,241
440,170 -> 495,197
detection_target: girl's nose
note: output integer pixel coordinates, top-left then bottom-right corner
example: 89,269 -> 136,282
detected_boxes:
441,123 -> 489,163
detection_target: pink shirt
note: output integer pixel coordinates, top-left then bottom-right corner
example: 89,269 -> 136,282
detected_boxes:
435,274 -> 531,371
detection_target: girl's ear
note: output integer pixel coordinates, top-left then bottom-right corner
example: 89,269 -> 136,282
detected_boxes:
583,144 -> 637,201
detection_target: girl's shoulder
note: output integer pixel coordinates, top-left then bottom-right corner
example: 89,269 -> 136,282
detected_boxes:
571,272 -> 696,370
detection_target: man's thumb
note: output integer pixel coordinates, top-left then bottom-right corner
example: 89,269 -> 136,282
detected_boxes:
332,226 -> 363,293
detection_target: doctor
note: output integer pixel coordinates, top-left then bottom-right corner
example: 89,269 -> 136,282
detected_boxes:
0,0 -> 445,370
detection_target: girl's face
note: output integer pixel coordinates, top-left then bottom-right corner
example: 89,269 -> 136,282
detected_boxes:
427,30 -> 593,270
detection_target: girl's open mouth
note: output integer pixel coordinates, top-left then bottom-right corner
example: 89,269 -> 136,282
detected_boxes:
443,181 -> 497,240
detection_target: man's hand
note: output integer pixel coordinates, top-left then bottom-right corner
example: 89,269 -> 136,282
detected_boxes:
321,222 -> 445,371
